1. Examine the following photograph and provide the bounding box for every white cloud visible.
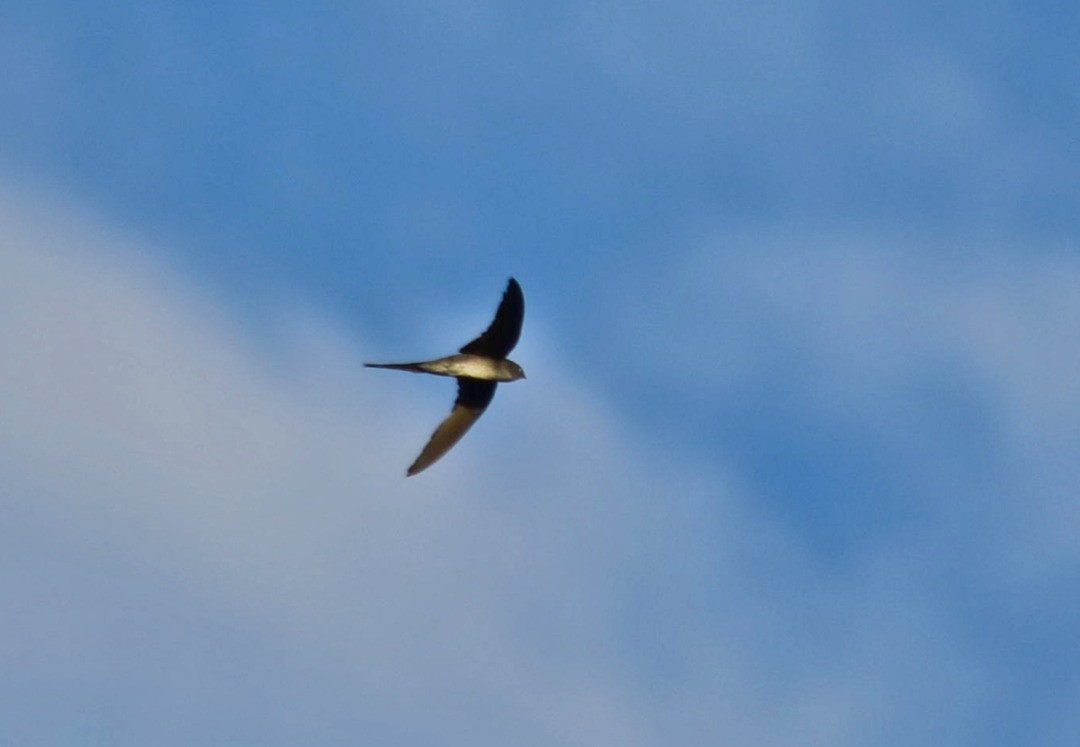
[0,183,685,743]
[693,231,1080,575]
[6,184,1077,745]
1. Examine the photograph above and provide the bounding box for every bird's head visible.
[503,360,526,381]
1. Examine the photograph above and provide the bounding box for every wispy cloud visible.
[2,191,1077,744]
[680,230,1080,562]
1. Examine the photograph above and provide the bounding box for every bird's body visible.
[365,278,526,476]
[365,354,524,382]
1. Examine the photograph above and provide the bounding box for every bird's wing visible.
[459,278,525,358]
[406,379,498,476]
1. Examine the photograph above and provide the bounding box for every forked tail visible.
[364,361,429,373]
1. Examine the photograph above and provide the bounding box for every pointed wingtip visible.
[406,461,433,477]
[406,450,437,477]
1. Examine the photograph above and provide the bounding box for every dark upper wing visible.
[406,379,497,476]
[459,278,524,359]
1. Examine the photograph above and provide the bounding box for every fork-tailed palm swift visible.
[365,278,526,476]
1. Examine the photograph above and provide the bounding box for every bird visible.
[365,278,526,476]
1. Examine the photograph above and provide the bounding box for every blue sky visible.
[3,2,1079,745]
